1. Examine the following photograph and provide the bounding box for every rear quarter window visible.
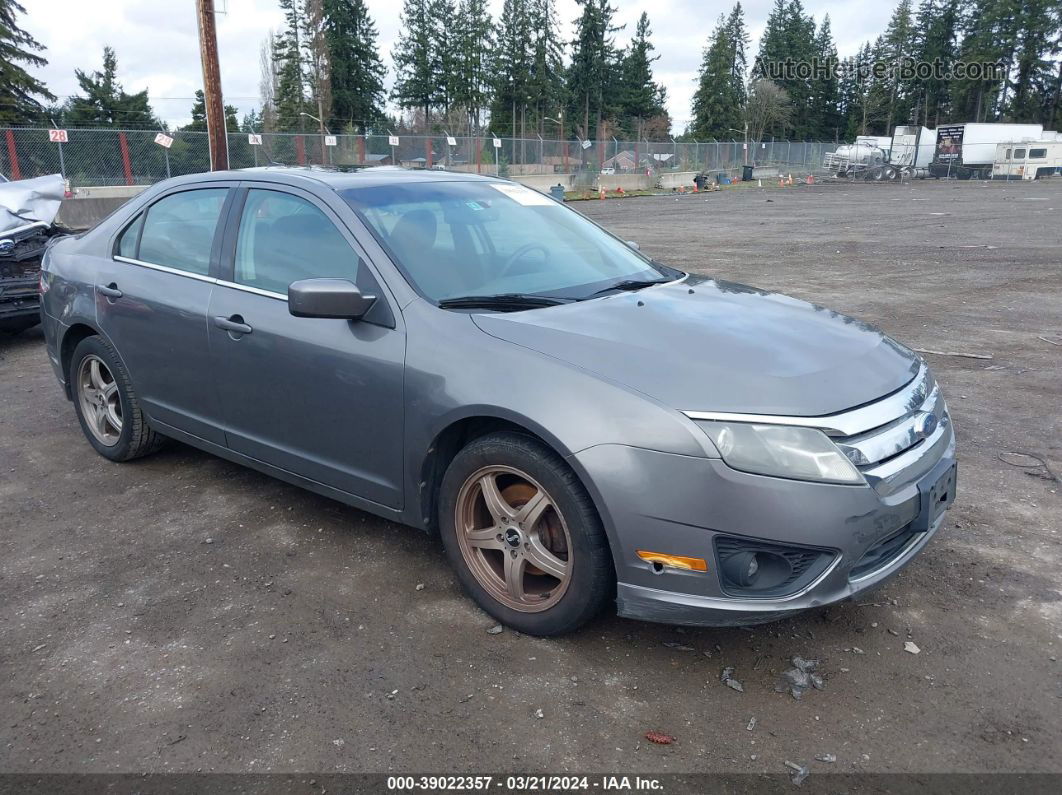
[116,213,143,258]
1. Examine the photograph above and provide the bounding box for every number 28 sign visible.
[49,129,69,143]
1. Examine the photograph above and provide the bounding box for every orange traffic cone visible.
[806,174,814,185]
[779,176,785,187]
[599,186,606,200]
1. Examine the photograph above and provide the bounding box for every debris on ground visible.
[661,641,695,651]
[533,708,544,719]
[904,641,921,655]
[746,717,757,731]
[720,666,744,692]
[784,760,810,785]
[645,731,675,745]
[912,347,992,360]
[415,583,425,591]
[999,451,1060,483]
[815,753,837,763]
[775,657,825,699]
[486,624,504,635]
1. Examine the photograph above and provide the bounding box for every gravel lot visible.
[1,178,1060,778]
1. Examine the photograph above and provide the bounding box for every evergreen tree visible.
[183,89,239,133]
[429,0,459,118]
[490,0,533,138]
[0,0,55,124]
[810,15,841,139]
[528,0,566,134]
[911,0,959,127]
[323,0,386,131]
[273,0,309,131]
[874,0,917,134]
[63,47,159,129]
[1005,0,1060,122]
[616,12,668,138]
[392,0,437,130]
[755,0,816,137]
[452,0,494,131]
[690,4,748,140]
[565,0,623,142]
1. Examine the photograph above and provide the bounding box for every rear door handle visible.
[213,315,253,335]
[97,283,123,299]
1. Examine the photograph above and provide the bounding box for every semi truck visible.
[823,127,934,180]
[929,123,1043,179]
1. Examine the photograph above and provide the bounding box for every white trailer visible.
[890,126,935,171]
[929,122,1043,178]
[992,141,1062,180]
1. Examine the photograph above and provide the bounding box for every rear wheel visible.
[438,432,613,635]
[69,335,165,461]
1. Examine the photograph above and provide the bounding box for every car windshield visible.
[342,180,676,302]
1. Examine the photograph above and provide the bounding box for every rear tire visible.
[69,335,165,462]
[438,432,613,636]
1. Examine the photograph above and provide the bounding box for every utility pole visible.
[196,0,229,171]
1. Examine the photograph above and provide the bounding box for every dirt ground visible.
[1,178,1060,779]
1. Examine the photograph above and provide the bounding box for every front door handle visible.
[97,283,123,299]
[213,315,253,335]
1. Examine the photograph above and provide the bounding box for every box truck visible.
[929,123,1043,179]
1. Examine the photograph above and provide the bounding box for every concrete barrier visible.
[57,185,148,229]
[514,174,574,194]
[656,171,699,189]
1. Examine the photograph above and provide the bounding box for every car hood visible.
[472,275,920,416]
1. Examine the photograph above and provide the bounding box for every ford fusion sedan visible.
[40,167,956,635]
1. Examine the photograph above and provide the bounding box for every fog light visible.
[636,550,707,572]
[720,550,792,591]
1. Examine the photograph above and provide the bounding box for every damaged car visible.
[1,174,67,334]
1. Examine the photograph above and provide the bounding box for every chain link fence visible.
[1,127,839,187]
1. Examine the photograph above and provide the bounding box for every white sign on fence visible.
[581,139,592,149]
[388,135,400,146]
[48,129,68,143]
[248,134,263,145]
[446,136,457,146]
[154,132,174,149]
[492,137,502,149]
[324,135,337,147]
[742,143,748,150]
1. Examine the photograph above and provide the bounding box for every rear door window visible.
[137,188,228,275]
[233,189,361,295]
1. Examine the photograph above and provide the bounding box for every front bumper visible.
[572,426,956,627]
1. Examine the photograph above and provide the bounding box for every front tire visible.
[69,335,164,462]
[438,432,613,636]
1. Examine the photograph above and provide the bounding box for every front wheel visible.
[438,432,613,635]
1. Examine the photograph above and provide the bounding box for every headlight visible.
[695,421,864,484]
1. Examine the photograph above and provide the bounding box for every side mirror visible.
[288,278,376,320]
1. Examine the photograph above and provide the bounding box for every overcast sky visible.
[25,0,899,132]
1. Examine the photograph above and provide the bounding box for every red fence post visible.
[357,134,366,164]
[118,132,133,186]
[5,130,20,180]
[295,135,306,165]
[426,136,432,169]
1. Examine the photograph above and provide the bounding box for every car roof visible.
[160,166,505,192]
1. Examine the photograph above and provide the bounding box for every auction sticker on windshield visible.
[489,183,555,206]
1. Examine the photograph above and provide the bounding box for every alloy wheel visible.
[455,465,572,613]
[77,354,122,447]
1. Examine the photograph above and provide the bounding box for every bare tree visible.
[259,33,279,133]
[744,79,791,145]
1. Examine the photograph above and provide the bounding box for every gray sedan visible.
[40,167,956,635]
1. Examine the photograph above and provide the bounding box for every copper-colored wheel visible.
[454,465,572,613]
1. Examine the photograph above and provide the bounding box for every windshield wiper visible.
[437,293,571,311]
[588,278,670,298]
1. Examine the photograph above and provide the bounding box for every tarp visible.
[0,174,64,236]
